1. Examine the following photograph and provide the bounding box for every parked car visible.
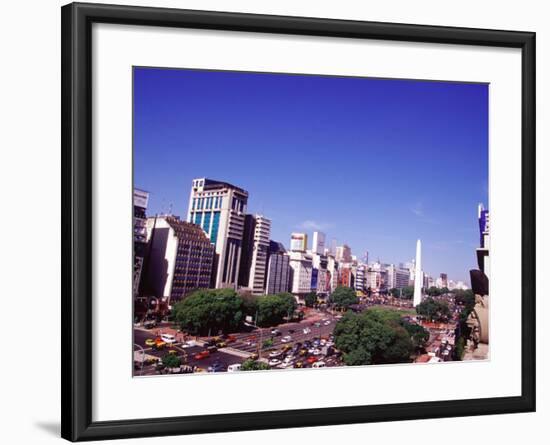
[145,338,156,347]
[268,359,282,367]
[143,320,156,329]
[207,345,218,353]
[307,356,318,364]
[303,328,311,334]
[208,362,226,373]
[227,363,242,372]
[271,329,282,336]
[249,353,259,360]
[161,334,176,344]
[312,361,326,368]
[193,350,210,360]
[269,350,282,358]
[216,341,227,348]
[281,335,292,343]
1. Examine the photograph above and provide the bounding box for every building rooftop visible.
[201,178,248,196]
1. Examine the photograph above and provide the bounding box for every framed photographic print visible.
[61,2,536,441]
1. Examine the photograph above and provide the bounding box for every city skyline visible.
[134,67,488,283]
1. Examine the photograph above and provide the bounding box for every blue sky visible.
[134,67,488,284]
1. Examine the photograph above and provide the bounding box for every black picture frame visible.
[61,2,536,442]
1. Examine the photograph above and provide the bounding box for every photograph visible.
[132,66,490,377]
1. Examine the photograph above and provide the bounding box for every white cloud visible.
[297,220,332,231]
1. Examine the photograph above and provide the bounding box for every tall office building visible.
[187,178,248,288]
[248,215,271,295]
[386,264,410,289]
[311,231,326,254]
[290,232,308,252]
[476,203,490,276]
[144,216,214,303]
[133,189,149,298]
[265,241,291,294]
[289,247,313,296]
[335,244,352,263]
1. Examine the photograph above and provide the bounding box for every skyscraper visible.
[477,203,490,276]
[265,241,291,294]
[144,216,215,302]
[335,244,352,263]
[133,188,149,298]
[311,231,326,255]
[248,215,271,295]
[413,239,423,306]
[187,178,248,288]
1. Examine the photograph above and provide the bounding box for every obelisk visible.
[413,239,423,307]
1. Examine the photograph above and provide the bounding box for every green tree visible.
[240,359,270,371]
[454,336,466,360]
[256,293,297,327]
[426,286,442,297]
[401,321,430,349]
[162,353,181,369]
[172,288,245,336]
[330,286,358,309]
[262,338,274,349]
[389,288,400,297]
[401,286,415,299]
[416,297,451,322]
[333,308,414,365]
[304,291,317,308]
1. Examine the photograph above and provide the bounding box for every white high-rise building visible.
[386,264,410,289]
[187,178,248,289]
[248,215,271,295]
[413,239,423,306]
[289,251,313,295]
[311,231,326,255]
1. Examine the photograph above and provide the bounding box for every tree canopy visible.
[400,286,414,299]
[330,286,358,309]
[162,353,181,368]
[172,288,245,336]
[240,359,270,371]
[415,297,451,322]
[304,292,317,308]
[333,308,415,365]
[255,292,297,327]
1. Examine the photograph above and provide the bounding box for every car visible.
[180,340,196,348]
[303,328,311,334]
[323,320,331,326]
[145,338,156,347]
[312,361,326,368]
[168,349,178,355]
[298,348,308,356]
[281,344,292,352]
[293,361,304,369]
[268,359,282,367]
[249,353,259,360]
[271,329,282,336]
[143,320,156,329]
[314,322,321,327]
[160,333,176,344]
[288,329,296,334]
[208,362,226,373]
[216,341,227,348]
[281,335,292,343]
[226,334,237,343]
[227,363,242,372]
[193,350,210,360]
[154,340,166,350]
[312,348,322,356]
[207,345,218,353]
[307,356,318,364]
[269,350,282,358]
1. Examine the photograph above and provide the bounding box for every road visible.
[133,309,344,375]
